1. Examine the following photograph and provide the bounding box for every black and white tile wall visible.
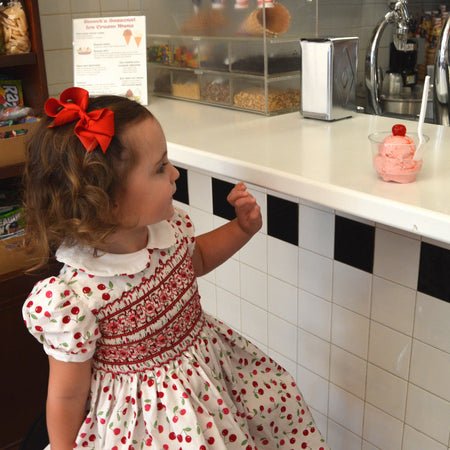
[174,165,450,450]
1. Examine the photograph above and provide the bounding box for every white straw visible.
[413,75,430,161]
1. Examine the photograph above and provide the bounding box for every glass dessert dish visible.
[368,125,429,183]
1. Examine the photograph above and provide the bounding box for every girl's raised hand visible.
[227,182,262,236]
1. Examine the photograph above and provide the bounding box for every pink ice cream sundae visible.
[372,124,422,183]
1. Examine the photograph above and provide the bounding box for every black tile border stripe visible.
[418,242,450,303]
[267,194,299,246]
[334,215,375,273]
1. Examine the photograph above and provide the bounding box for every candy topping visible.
[392,124,406,136]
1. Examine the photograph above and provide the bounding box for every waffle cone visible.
[239,3,291,37]
[181,10,227,35]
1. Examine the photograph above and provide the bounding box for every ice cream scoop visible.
[370,124,425,183]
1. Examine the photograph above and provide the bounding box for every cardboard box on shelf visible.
[0,121,38,167]
[0,232,32,276]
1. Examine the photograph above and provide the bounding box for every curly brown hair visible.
[23,94,153,270]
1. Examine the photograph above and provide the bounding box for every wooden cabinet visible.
[0,1,57,448]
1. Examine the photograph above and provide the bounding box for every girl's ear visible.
[110,197,122,219]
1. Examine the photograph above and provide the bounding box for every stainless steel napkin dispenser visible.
[300,37,358,121]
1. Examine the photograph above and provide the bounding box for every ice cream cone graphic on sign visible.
[134,30,142,47]
[123,29,132,45]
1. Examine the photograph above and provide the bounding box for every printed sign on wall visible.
[73,16,147,105]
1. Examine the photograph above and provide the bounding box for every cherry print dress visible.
[23,208,329,450]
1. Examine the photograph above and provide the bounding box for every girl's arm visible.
[192,182,262,276]
[46,356,92,450]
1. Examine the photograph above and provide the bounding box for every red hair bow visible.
[45,87,115,153]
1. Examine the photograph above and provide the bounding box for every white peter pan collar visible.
[56,219,177,277]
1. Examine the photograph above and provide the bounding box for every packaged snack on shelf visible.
[0,189,20,215]
[0,16,5,55]
[0,121,38,166]
[0,1,31,54]
[0,106,33,123]
[0,206,24,239]
[0,80,24,108]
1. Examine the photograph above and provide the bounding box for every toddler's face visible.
[114,117,179,228]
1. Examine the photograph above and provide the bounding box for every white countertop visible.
[148,97,450,244]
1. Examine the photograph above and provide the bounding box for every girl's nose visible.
[171,164,180,182]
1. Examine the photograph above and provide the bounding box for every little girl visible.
[22,87,329,449]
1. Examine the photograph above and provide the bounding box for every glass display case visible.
[144,0,316,115]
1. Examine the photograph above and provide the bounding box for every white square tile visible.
[327,419,362,450]
[39,0,71,14]
[298,289,332,342]
[405,384,450,445]
[188,207,213,236]
[296,365,329,415]
[44,50,74,86]
[298,330,330,379]
[371,276,416,336]
[100,0,129,11]
[300,198,334,214]
[333,261,372,317]
[216,287,241,332]
[298,248,333,300]
[363,403,403,450]
[268,237,298,286]
[240,263,267,310]
[128,0,142,11]
[402,425,447,450]
[414,292,450,353]
[410,340,450,402]
[215,258,240,296]
[330,345,366,399]
[368,321,411,379]
[268,276,297,325]
[41,15,73,50]
[328,383,364,436]
[71,0,102,13]
[268,313,297,361]
[239,232,267,273]
[241,300,268,346]
[197,278,216,316]
[366,363,407,420]
[331,304,370,359]
[187,171,212,213]
[299,204,334,258]
[373,228,421,289]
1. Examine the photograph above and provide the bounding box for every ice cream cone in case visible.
[239,3,290,37]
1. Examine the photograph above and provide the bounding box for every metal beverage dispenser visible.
[300,37,358,121]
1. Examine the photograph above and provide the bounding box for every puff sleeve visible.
[22,276,101,362]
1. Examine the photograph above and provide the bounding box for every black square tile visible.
[212,178,236,220]
[418,242,450,303]
[334,215,375,273]
[267,195,298,246]
[173,166,189,205]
